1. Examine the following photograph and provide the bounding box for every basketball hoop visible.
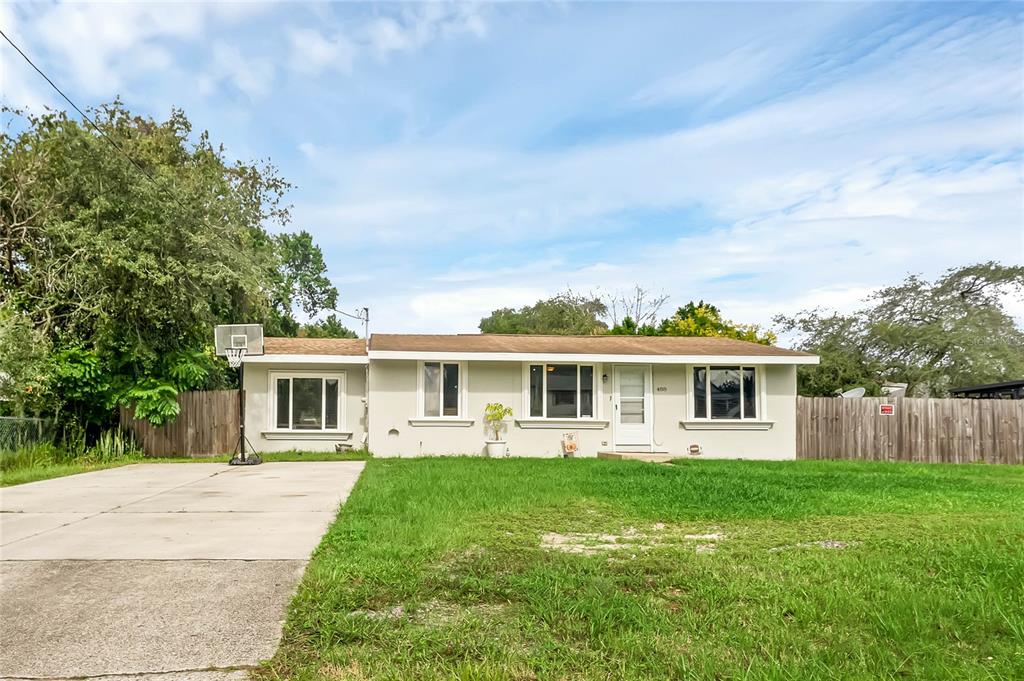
[214,324,263,466]
[225,347,246,369]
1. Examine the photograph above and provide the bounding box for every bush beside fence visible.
[797,396,1023,464]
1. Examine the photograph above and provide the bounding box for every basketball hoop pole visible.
[229,350,261,466]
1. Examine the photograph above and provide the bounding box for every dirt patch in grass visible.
[769,539,862,552]
[350,600,510,626]
[540,523,727,555]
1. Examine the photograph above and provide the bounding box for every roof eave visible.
[366,350,819,365]
[244,353,369,364]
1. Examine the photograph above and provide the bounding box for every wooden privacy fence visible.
[797,396,1023,464]
[120,390,239,457]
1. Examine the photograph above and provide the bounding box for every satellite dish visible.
[839,387,866,398]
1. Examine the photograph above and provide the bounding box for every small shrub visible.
[86,428,143,462]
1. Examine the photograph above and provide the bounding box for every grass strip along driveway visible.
[262,458,1024,680]
[0,450,369,487]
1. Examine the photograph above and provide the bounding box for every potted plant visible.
[483,402,513,457]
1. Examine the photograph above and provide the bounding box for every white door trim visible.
[612,364,653,451]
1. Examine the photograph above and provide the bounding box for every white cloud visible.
[2,1,275,108]
[283,3,488,80]
[365,2,487,59]
[200,43,275,100]
[287,28,354,75]
[0,4,55,111]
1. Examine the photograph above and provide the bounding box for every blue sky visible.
[2,1,1022,334]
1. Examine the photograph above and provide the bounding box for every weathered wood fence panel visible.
[797,396,1023,464]
[120,390,239,457]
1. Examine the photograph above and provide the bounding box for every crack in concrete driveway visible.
[0,462,365,680]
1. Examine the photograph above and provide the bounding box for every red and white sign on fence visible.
[879,403,895,416]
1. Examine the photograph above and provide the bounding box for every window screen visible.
[292,377,323,429]
[693,367,707,419]
[546,364,578,418]
[275,378,290,428]
[529,365,544,417]
[742,367,757,419]
[423,362,441,417]
[325,378,339,429]
[442,363,460,416]
[580,366,594,418]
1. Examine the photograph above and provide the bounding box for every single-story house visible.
[241,334,819,459]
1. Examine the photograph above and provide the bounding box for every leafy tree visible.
[0,305,53,417]
[608,300,777,344]
[266,231,338,336]
[775,262,1024,396]
[657,301,777,345]
[300,314,358,339]
[479,290,608,335]
[1,102,339,426]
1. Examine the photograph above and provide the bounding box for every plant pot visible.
[484,441,507,457]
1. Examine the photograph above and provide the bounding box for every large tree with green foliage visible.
[479,290,608,335]
[1,102,338,425]
[299,314,358,339]
[774,262,1024,396]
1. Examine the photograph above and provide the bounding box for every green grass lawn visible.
[0,450,370,487]
[261,458,1024,680]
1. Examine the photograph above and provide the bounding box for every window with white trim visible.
[692,366,757,420]
[527,364,595,418]
[271,372,345,431]
[421,361,462,417]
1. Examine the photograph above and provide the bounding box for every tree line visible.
[0,102,354,428]
[478,262,1024,398]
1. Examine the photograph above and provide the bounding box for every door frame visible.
[612,364,653,451]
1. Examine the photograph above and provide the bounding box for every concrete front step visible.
[597,451,676,463]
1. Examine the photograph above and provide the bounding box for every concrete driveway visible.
[0,461,365,680]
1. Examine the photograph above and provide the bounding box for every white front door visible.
[613,365,652,449]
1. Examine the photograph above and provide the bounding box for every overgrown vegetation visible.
[776,262,1024,396]
[0,102,352,431]
[0,427,143,486]
[262,457,1024,680]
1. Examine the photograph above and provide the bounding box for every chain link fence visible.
[0,416,57,452]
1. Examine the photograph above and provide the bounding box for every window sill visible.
[680,420,775,431]
[261,430,352,440]
[408,418,475,427]
[515,419,610,430]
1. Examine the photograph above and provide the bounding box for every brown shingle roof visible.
[369,334,812,357]
[263,337,366,356]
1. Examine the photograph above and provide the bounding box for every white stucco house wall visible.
[242,334,818,459]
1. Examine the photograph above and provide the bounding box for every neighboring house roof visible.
[262,337,367,356]
[951,379,1024,393]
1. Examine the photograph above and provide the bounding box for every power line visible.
[0,28,201,221]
